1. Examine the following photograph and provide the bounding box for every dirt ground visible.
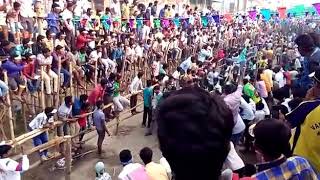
[23,106,163,180]
[22,104,256,180]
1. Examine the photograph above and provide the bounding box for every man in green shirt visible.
[243,78,261,103]
[112,74,130,112]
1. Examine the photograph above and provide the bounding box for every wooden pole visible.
[94,60,98,85]
[40,66,45,110]
[115,115,120,135]
[56,57,61,108]
[65,136,72,180]
[22,102,27,133]
[69,63,74,98]
[3,71,15,140]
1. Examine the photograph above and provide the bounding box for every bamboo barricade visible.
[2,39,179,178]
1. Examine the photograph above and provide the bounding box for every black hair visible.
[42,48,51,54]
[37,35,46,43]
[223,83,237,95]
[55,45,64,51]
[80,94,88,102]
[139,147,153,165]
[44,107,55,115]
[13,2,20,8]
[137,72,143,78]
[108,73,116,81]
[119,149,132,163]
[295,34,315,50]
[253,119,292,159]
[157,87,234,180]
[64,96,73,105]
[0,145,12,158]
[96,100,104,109]
[154,85,160,91]
[146,80,152,87]
[81,102,90,111]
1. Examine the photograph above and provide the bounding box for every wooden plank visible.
[65,136,72,180]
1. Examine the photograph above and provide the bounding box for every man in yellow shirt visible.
[139,147,169,180]
[258,68,272,94]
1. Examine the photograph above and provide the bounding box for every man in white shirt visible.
[57,96,74,136]
[60,3,75,50]
[37,48,58,95]
[0,142,29,180]
[274,66,286,89]
[91,45,116,76]
[129,72,144,115]
[16,0,34,34]
[28,107,56,161]
[110,0,121,18]
[118,149,149,180]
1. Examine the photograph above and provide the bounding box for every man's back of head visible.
[157,87,234,180]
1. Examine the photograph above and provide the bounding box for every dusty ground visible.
[22,104,256,180]
[23,106,163,180]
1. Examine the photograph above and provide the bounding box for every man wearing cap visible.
[0,142,29,180]
[47,3,61,34]
[28,107,56,161]
[306,68,320,100]
[1,54,25,100]
[95,161,112,180]
[76,29,91,50]
[23,53,40,95]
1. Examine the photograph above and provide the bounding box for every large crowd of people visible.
[0,0,319,179]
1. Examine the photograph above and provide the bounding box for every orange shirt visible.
[261,73,272,93]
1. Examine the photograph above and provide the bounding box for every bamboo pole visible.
[115,115,120,135]
[65,136,72,180]
[25,137,65,155]
[94,60,98,85]
[56,57,61,108]
[40,66,45,110]
[22,102,27,133]
[3,71,15,140]
[69,63,74,98]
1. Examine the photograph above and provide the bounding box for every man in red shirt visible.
[23,53,40,95]
[76,29,90,50]
[88,78,108,106]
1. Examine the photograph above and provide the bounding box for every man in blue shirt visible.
[1,55,25,98]
[112,43,124,73]
[159,5,168,19]
[142,80,153,128]
[93,100,110,155]
[47,4,61,34]
[72,94,88,116]
[295,34,320,90]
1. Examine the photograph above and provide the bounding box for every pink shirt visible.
[255,80,268,98]
[88,84,103,106]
